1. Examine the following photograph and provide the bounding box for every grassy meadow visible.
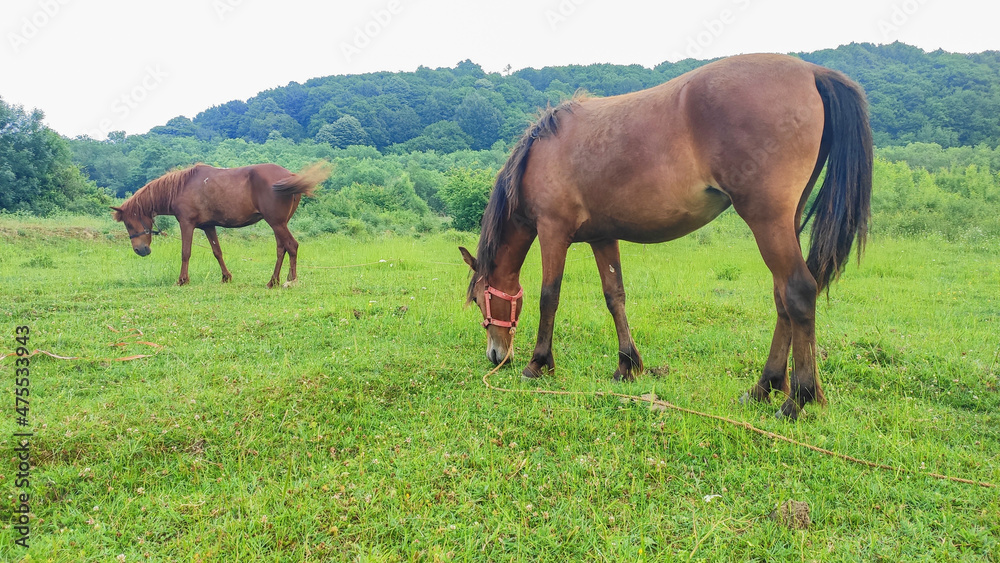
[0,211,998,561]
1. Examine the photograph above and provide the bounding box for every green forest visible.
[3,41,1000,239]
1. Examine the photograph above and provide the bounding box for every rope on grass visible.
[481,334,996,489]
[300,259,463,270]
[300,260,395,270]
[0,349,156,362]
[0,326,163,363]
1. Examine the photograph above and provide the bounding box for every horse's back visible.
[176,164,294,228]
[245,163,294,186]
[518,53,828,243]
[195,164,292,189]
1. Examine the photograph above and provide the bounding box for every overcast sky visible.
[2,0,996,139]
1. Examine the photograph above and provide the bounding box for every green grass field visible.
[1,212,998,561]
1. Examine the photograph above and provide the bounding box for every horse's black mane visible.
[467,97,581,301]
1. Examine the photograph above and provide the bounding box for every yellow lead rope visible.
[481,332,995,489]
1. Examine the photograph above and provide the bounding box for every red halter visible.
[482,284,523,330]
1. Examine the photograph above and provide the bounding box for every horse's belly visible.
[575,186,731,244]
[579,213,715,243]
[222,215,263,228]
[200,213,263,229]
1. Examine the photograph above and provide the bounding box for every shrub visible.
[438,167,495,231]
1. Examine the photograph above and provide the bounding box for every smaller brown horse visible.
[112,162,330,287]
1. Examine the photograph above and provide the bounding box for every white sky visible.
[1,0,995,139]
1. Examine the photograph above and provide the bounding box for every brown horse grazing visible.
[112,162,330,287]
[459,54,872,419]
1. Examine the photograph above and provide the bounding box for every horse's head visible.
[111,206,159,257]
[460,247,523,366]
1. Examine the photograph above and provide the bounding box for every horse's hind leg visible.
[743,220,824,420]
[590,240,643,381]
[267,232,286,289]
[281,226,300,284]
[267,222,298,288]
[203,226,232,283]
[742,286,792,404]
[777,264,824,419]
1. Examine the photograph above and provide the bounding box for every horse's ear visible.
[459,246,477,271]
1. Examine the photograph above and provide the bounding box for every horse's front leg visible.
[523,233,570,380]
[177,221,195,286]
[590,240,643,382]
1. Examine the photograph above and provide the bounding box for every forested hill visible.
[802,43,1000,147]
[142,42,1000,152]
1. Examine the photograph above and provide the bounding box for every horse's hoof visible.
[740,386,771,405]
[282,280,297,289]
[221,275,232,283]
[612,370,636,383]
[521,365,544,380]
[775,399,801,421]
[177,279,189,286]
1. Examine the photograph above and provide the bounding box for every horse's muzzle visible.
[488,348,503,365]
[487,341,511,366]
[134,245,151,257]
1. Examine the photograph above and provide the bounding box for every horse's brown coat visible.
[461,54,872,419]
[112,162,329,287]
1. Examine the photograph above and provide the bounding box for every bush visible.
[1,99,113,215]
[870,157,1000,239]
[438,167,495,231]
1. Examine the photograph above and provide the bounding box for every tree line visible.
[0,98,111,215]
[3,41,1000,239]
[136,42,1000,151]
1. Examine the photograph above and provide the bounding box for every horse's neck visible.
[490,220,536,288]
[146,184,178,216]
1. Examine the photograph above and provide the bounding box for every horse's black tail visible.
[803,68,873,293]
[272,161,332,197]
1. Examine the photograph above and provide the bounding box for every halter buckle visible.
[129,218,162,239]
